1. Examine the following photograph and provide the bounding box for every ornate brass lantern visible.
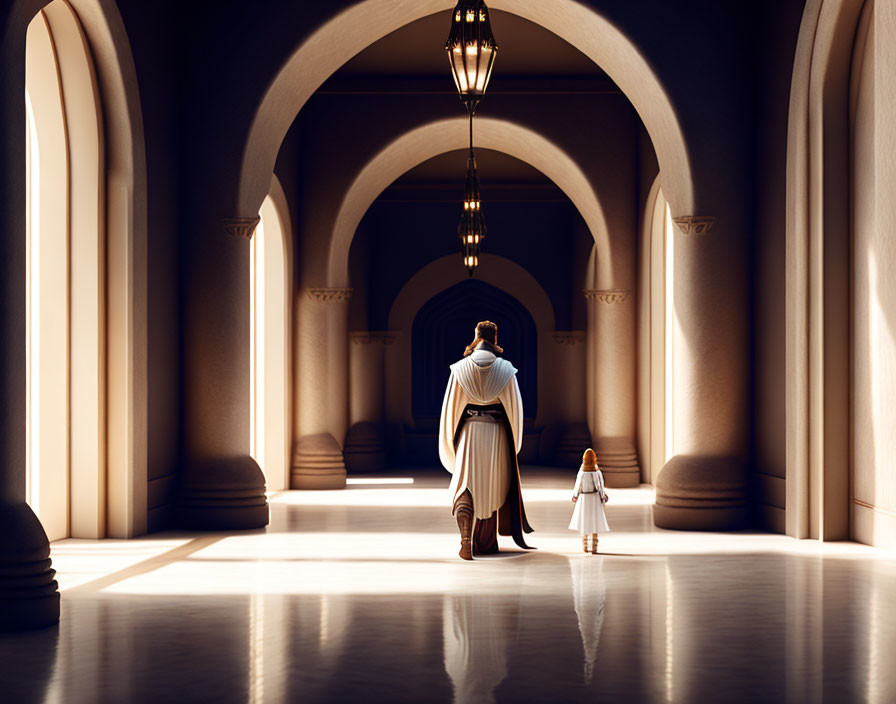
[445,0,498,114]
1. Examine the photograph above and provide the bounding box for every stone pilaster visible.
[654,216,748,530]
[292,288,354,489]
[550,331,588,465]
[583,289,640,487]
[345,331,395,473]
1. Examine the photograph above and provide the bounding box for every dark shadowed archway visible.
[411,279,537,427]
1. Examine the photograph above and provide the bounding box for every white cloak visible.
[438,349,524,520]
[569,468,610,534]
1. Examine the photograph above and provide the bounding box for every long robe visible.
[569,468,610,534]
[438,349,533,548]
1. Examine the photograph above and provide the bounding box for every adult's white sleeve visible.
[438,373,465,473]
[497,375,524,454]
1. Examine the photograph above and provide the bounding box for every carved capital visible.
[583,289,630,304]
[308,288,354,303]
[673,215,715,235]
[553,331,586,345]
[223,217,260,240]
[351,331,398,345]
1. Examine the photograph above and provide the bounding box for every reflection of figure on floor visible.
[569,449,610,554]
[568,557,607,685]
[439,321,534,560]
[443,594,511,704]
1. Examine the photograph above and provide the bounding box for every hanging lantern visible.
[446,0,498,114]
[458,151,485,276]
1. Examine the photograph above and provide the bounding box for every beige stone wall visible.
[753,0,807,534]
[850,0,896,549]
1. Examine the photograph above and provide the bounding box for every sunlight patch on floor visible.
[50,538,193,591]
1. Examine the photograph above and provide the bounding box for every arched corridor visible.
[1,1,896,700]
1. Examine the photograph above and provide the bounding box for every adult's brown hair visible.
[463,320,504,356]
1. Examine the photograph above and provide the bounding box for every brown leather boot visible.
[473,511,498,555]
[454,491,474,561]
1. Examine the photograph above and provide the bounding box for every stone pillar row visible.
[584,288,640,487]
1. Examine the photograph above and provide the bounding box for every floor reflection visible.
[443,594,511,704]
[0,469,894,703]
[569,557,606,685]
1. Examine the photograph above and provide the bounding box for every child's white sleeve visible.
[572,470,583,498]
[597,470,607,500]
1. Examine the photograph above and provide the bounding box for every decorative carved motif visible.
[222,216,260,240]
[351,331,398,345]
[308,288,354,303]
[553,331,586,345]
[673,215,715,235]
[583,289,630,304]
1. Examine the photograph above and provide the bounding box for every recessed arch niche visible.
[384,253,560,431]
[411,279,538,425]
[785,0,866,541]
[23,0,148,539]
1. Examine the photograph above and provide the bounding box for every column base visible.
[291,433,347,489]
[0,502,59,631]
[344,422,386,473]
[180,456,269,530]
[595,437,640,488]
[654,454,748,531]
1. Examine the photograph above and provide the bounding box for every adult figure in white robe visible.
[439,321,534,560]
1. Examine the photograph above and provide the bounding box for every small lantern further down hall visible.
[458,151,485,276]
[446,0,498,114]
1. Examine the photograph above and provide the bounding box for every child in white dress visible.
[569,449,610,554]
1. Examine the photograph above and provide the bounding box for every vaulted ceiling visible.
[338,10,608,79]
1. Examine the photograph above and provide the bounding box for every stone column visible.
[552,332,591,465]
[292,287,352,489]
[584,289,640,487]
[180,218,269,530]
[0,51,59,629]
[654,216,749,530]
[344,332,394,473]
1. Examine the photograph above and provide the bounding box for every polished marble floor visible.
[2,468,895,703]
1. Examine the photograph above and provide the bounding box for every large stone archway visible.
[236,1,694,222]
[292,121,639,487]
[345,252,591,471]
[193,0,747,530]
[323,117,613,289]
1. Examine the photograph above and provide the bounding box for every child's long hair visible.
[582,448,597,472]
[463,320,504,357]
